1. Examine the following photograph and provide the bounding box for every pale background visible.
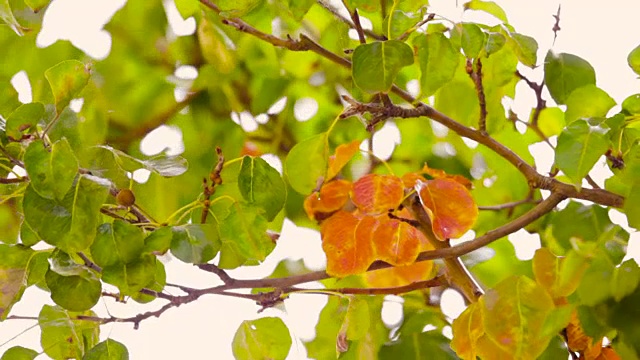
[2,0,640,359]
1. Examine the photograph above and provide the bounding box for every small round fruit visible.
[116,189,136,207]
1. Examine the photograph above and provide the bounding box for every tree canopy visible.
[0,0,639,359]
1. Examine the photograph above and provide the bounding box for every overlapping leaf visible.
[0,244,48,319]
[45,60,91,114]
[24,139,78,201]
[84,339,130,360]
[327,140,360,180]
[555,119,609,187]
[39,305,100,359]
[304,179,353,220]
[415,32,459,97]
[544,51,596,105]
[352,40,414,93]
[365,260,434,288]
[351,174,404,215]
[417,178,478,240]
[238,156,286,221]
[372,217,425,266]
[285,132,328,195]
[321,211,376,277]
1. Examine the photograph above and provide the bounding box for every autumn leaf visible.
[566,310,607,359]
[372,216,425,266]
[327,140,361,180]
[419,164,473,189]
[304,179,353,221]
[351,174,404,215]
[417,178,478,240]
[364,261,434,288]
[321,211,376,277]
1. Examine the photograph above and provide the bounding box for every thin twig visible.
[552,5,561,45]
[201,147,224,224]
[316,0,386,41]
[285,275,446,295]
[478,198,540,211]
[516,70,546,126]
[467,58,487,132]
[196,263,234,284]
[0,177,28,184]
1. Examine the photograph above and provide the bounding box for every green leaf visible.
[509,33,538,67]
[238,156,286,221]
[218,203,273,264]
[385,10,421,40]
[24,139,78,201]
[550,202,611,251]
[622,94,640,114]
[0,244,45,319]
[45,60,91,114]
[624,182,640,230]
[434,80,478,127]
[23,0,50,12]
[415,33,459,97]
[86,146,188,185]
[130,260,166,304]
[39,305,100,359]
[352,40,414,93]
[555,119,609,186]
[45,264,101,312]
[460,23,485,58]
[485,32,506,55]
[90,220,145,268]
[544,51,596,105]
[611,259,640,302]
[84,339,130,360]
[463,0,508,23]
[576,255,614,305]
[1,346,38,360]
[232,317,292,360]
[174,0,199,19]
[287,0,315,20]
[285,132,328,195]
[0,0,25,35]
[343,0,378,12]
[379,332,458,359]
[5,102,45,140]
[170,224,220,263]
[143,226,173,255]
[627,44,640,76]
[564,85,616,124]
[216,0,262,17]
[102,255,156,296]
[23,174,109,253]
[452,276,556,359]
[536,107,565,137]
[339,296,370,341]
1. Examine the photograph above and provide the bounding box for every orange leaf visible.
[304,179,353,220]
[401,172,427,188]
[364,261,434,288]
[327,140,361,180]
[596,347,622,360]
[372,217,424,266]
[419,164,473,189]
[351,174,404,215]
[418,178,478,240]
[567,310,605,359]
[321,211,376,277]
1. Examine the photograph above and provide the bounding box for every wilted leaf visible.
[321,211,376,277]
[232,317,292,360]
[351,174,404,215]
[417,178,478,240]
[352,40,414,93]
[327,140,361,180]
[304,179,353,220]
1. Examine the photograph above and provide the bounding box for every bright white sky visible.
[2,0,640,359]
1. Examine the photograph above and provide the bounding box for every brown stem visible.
[467,58,487,132]
[0,177,28,184]
[478,198,540,211]
[285,275,445,295]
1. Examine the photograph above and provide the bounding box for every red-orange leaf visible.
[372,217,424,266]
[401,172,427,188]
[321,211,376,277]
[304,179,353,220]
[418,178,478,240]
[365,260,434,288]
[327,140,361,180]
[419,164,473,189]
[351,174,404,215]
